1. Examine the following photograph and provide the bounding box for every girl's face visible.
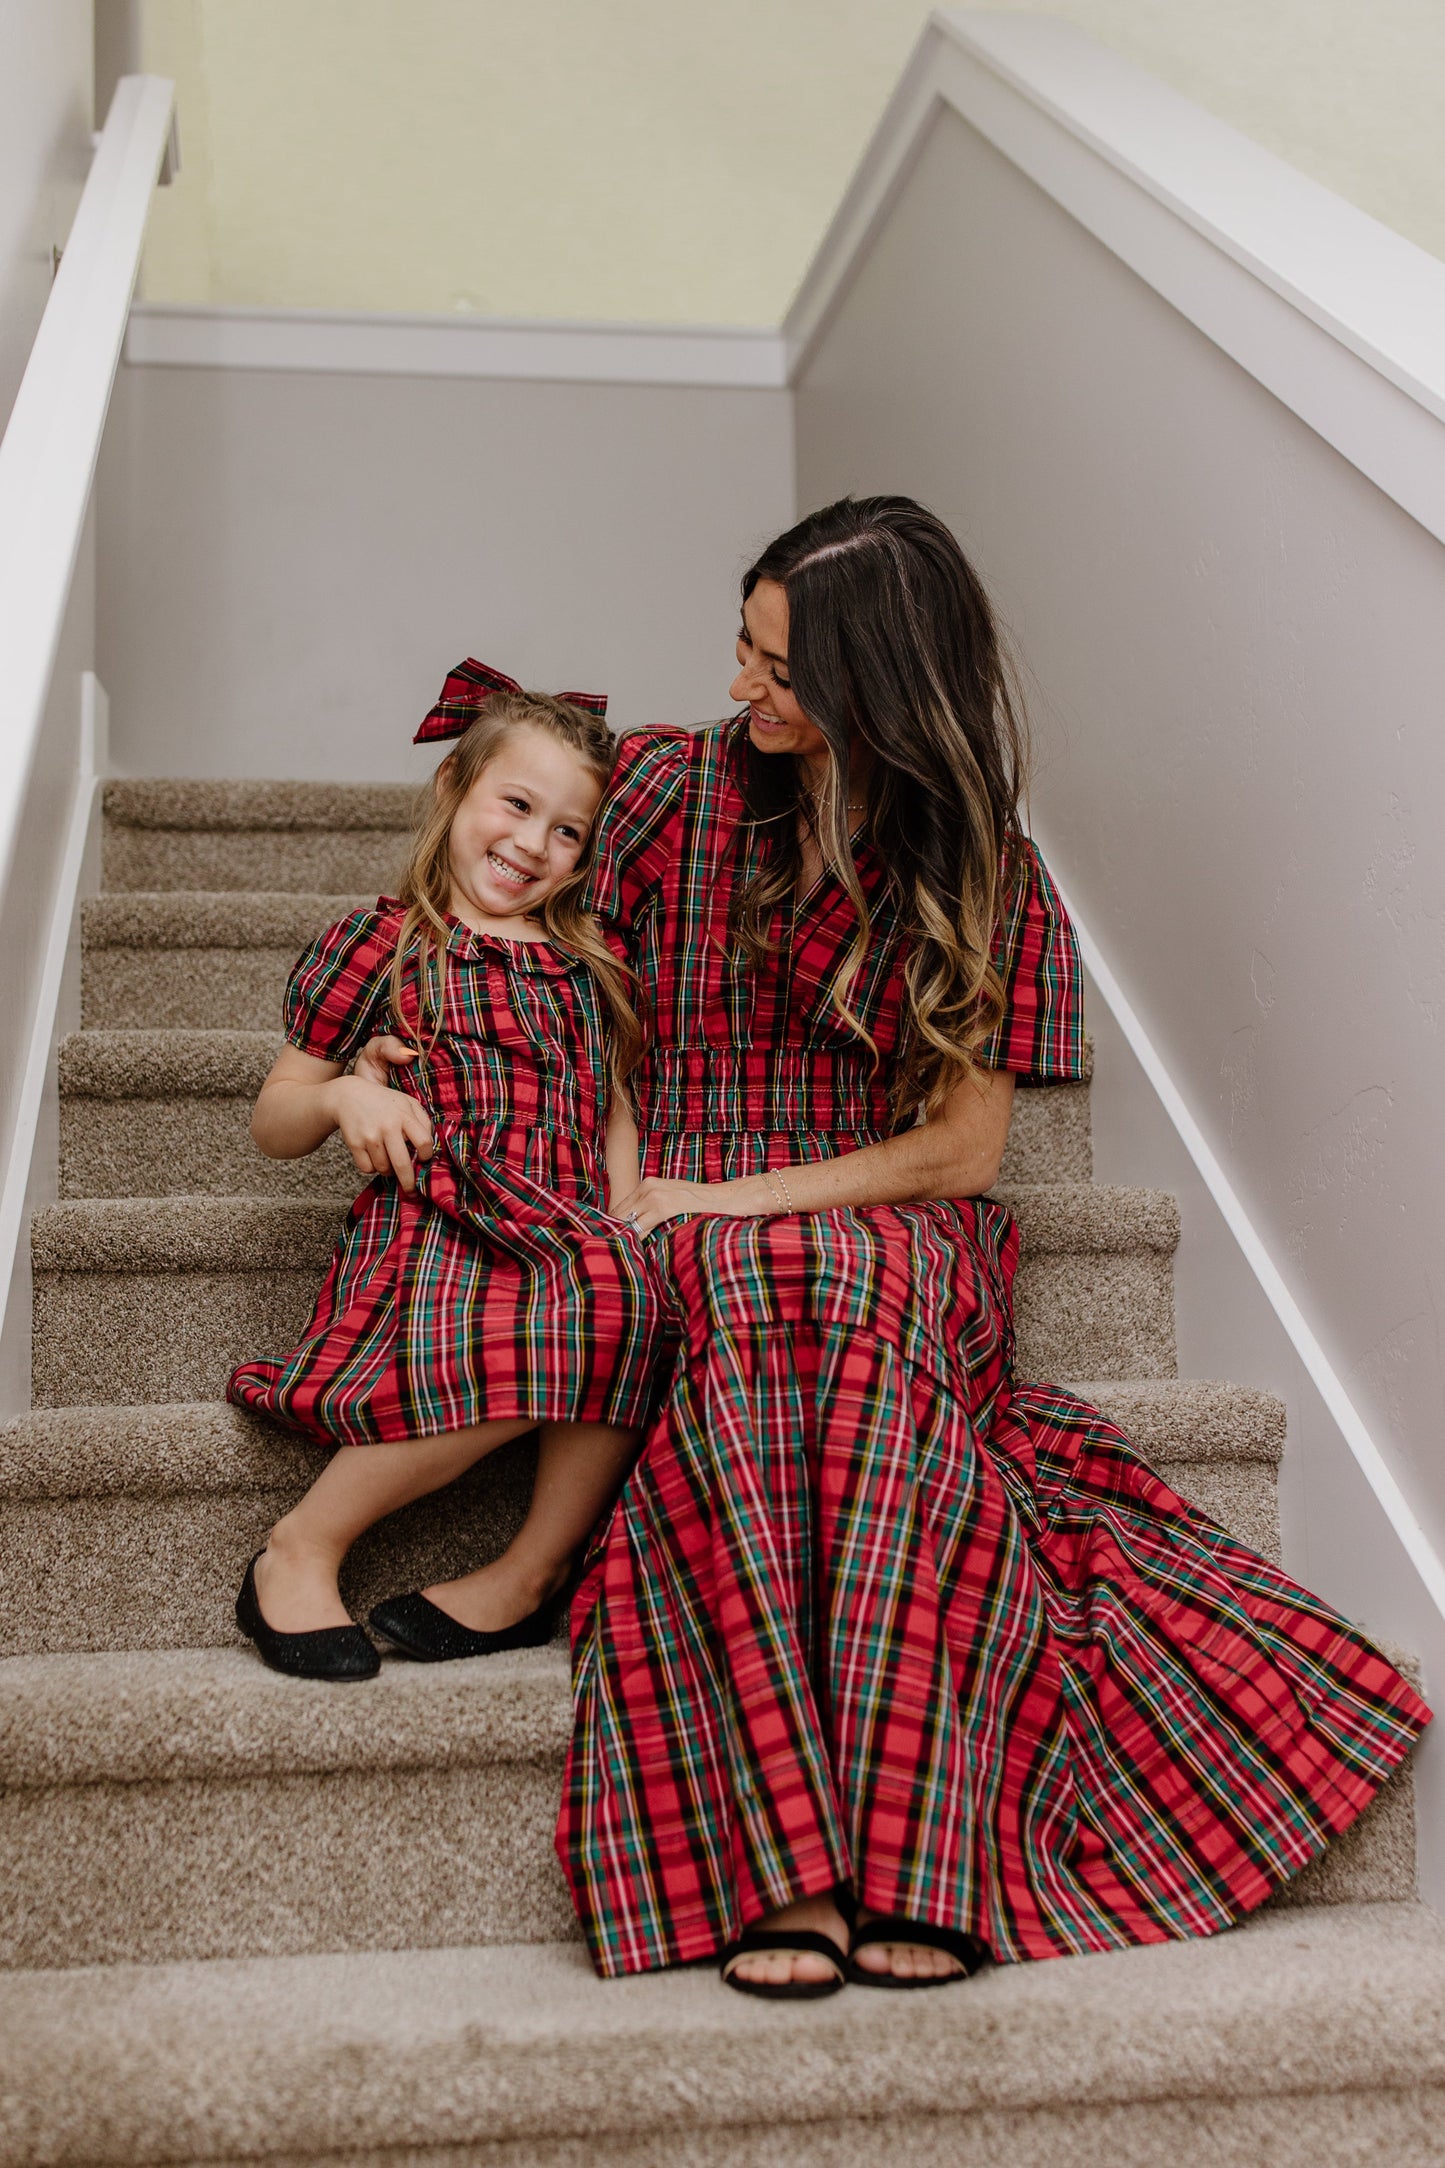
[446,726,602,929]
[730,578,829,766]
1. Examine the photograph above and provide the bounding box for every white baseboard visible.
[1053,859,1445,1909]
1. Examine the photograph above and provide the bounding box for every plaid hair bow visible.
[415,659,609,745]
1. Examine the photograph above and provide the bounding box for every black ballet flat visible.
[235,1552,381,1681]
[367,1585,565,1662]
[847,1915,986,1988]
[721,1928,848,2001]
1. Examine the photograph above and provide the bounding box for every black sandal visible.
[847,1915,985,1989]
[720,1928,848,2001]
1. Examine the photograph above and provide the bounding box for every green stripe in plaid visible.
[556,722,1429,1977]
[560,1258,1428,1974]
[230,902,664,1443]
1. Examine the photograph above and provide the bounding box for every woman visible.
[373,496,1429,1995]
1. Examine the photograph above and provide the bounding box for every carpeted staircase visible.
[0,779,1440,2166]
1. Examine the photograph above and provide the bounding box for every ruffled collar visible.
[375,897,580,976]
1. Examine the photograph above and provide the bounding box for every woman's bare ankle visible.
[727,1891,850,1988]
[759,1892,848,1946]
[851,1905,967,1981]
[264,1513,337,1564]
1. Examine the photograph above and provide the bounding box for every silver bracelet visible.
[768,1166,795,1213]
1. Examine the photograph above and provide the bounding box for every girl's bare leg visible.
[256,1418,535,1632]
[422,1420,637,1632]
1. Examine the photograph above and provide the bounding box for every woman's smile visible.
[747,704,792,738]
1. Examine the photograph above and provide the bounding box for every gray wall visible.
[97,366,795,782]
[795,106,1445,1585]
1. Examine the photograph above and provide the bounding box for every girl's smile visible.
[446,725,602,931]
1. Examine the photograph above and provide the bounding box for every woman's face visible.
[731,579,829,766]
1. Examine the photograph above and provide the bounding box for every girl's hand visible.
[330,1073,434,1191]
[612,1173,774,1236]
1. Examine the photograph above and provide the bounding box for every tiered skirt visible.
[558,1176,1430,1977]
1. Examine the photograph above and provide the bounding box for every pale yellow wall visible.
[138,0,1445,324]
[3,0,94,428]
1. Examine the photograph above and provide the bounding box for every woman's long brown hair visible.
[730,495,1028,1120]
[389,693,641,1079]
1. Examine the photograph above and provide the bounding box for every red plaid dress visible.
[228,902,661,1442]
[556,719,1430,1977]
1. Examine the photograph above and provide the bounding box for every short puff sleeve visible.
[976,838,1086,1085]
[583,728,691,956]
[283,905,400,1064]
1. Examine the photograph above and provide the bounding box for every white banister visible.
[0,73,175,1388]
[0,76,175,830]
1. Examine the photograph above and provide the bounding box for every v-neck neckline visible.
[713,726,871,919]
[793,821,869,914]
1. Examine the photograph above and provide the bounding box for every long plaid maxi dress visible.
[228,902,661,1442]
[556,720,1430,1977]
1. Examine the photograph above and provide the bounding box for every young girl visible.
[228,665,661,1681]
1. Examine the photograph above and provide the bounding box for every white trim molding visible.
[126,305,790,389]
[125,15,1445,536]
[785,9,1445,546]
[1051,862,1445,1628]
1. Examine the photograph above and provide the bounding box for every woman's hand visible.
[329,1073,434,1191]
[612,1172,775,1237]
[353,1034,419,1091]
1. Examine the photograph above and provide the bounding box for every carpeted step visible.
[0,1381,1275,1657]
[58,1030,355,1197]
[31,1197,345,1407]
[0,1903,1440,2166]
[0,1645,577,1970]
[56,1031,1093,1197]
[0,1401,534,1657]
[81,893,371,1031]
[102,781,414,896]
[0,1638,1417,1973]
[28,1187,1179,1408]
[1004,1074,1091,1182]
[995,1183,1178,1378]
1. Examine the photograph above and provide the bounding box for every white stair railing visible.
[0,74,176,1394]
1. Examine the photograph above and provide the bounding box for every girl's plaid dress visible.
[228,902,661,1442]
[556,719,1430,1977]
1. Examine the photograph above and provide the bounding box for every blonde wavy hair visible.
[388,692,640,1079]
[730,496,1028,1122]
